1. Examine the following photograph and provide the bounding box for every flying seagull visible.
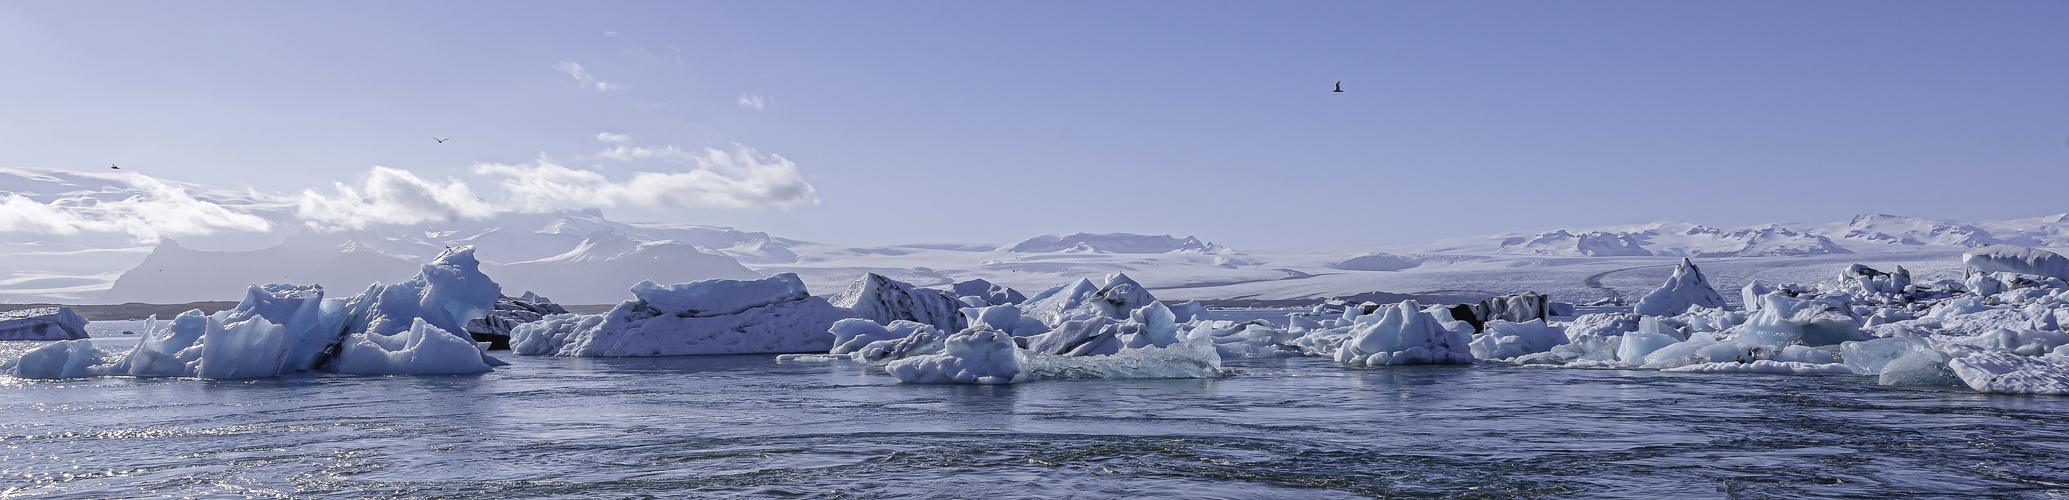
[1333,81,1344,93]
[434,137,451,143]
[110,164,119,169]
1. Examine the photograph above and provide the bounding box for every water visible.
[6,333,2069,497]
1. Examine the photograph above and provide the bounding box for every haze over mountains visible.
[1,167,2063,305]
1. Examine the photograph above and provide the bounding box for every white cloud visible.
[594,144,696,162]
[296,166,499,230]
[480,145,817,211]
[0,172,273,242]
[553,61,621,92]
[297,142,818,230]
[737,92,767,110]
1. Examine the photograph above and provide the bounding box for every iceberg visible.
[1333,300,1473,365]
[1947,350,2069,395]
[884,328,1023,384]
[4,339,104,379]
[1022,339,1224,380]
[830,273,966,332]
[0,307,88,340]
[1633,258,1726,316]
[951,279,1026,306]
[1963,245,2069,282]
[1018,273,1156,326]
[1736,293,1865,346]
[332,317,492,375]
[1467,319,1568,360]
[1663,360,1855,375]
[511,273,859,357]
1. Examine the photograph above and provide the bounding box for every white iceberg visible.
[1333,300,1473,365]
[511,273,859,357]
[830,273,966,332]
[885,328,1023,384]
[1633,258,1726,316]
[1467,319,1569,360]
[0,307,88,340]
[1963,245,2069,282]
[1947,350,2069,395]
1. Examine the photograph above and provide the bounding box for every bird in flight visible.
[1333,81,1344,93]
[434,137,451,143]
[110,164,119,169]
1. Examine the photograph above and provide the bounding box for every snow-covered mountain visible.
[1001,233,1231,254]
[1416,221,1852,257]
[1797,213,2069,249]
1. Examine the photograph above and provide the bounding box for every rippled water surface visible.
[6,333,2069,498]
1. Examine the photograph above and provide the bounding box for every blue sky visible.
[1,1,2065,249]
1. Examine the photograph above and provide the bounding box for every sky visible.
[1,1,2066,250]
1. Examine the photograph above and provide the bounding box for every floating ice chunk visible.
[1663,360,1855,375]
[0,307,88,340]
[1169,301,1207,323]
[331,317,492,375]
[1334,300,1473,365]
[1773,344,1837,364]
[950,279,1026,306]
[1617,331,1680,364]
[1963,245,2069,282]
[1840,337,1917,375]
[1737,293,1864,346]
[884,328,1024,384]
[1943,328,2069,356]
[830,318,940,355]
[830,273,965,332]
[1024,317,1121,356]
[1566,313,1641,339]
[5,339,104,379]
[1878,349,1963,387]
[1023,338,1223,380]
[1633,258,1726,316]
[850,322,950,364]
[1637,333,1733,369]
[1468,320,1569,360]
[958,305,1048,337]
[1948,350,2069,395]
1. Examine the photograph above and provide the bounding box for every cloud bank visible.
[482,144,818,212]
[0,172,273,243]
[295,139,818,230]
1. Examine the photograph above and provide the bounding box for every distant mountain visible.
[1793,213,2069,249]
[1003,233,1232,254]
[102,235,422,304]
[495,228,761,303]
[1423,221,1853,257]
[1409,214,2069,258]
